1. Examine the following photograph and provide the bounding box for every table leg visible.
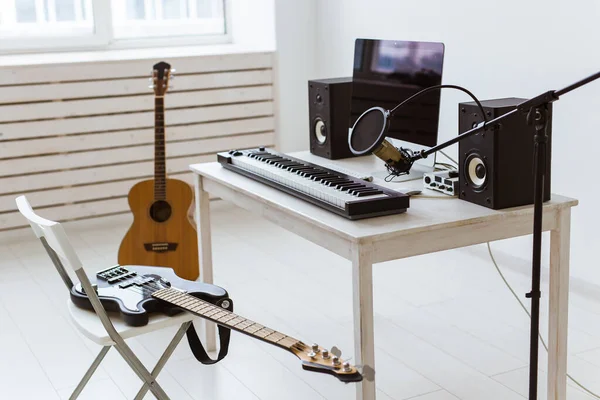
[548,208,571,400]
[351,243,376,400]
[194,174,216,351]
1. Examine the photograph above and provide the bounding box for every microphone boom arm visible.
[410,71,600,164]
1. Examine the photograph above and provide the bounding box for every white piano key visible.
[229,154,388,210]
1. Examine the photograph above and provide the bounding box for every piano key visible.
[224,151,393,212]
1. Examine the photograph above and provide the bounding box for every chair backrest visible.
[16,195,121,339]
[16,195,83,272]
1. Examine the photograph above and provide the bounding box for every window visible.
[0,0,230,53]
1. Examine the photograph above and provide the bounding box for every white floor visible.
[2,201,600,400]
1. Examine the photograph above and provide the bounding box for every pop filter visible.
[348,107,389,155]
[348,107,413,174]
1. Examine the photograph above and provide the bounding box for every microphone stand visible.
[410,71,600,400]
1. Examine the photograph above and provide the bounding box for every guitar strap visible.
[184,296,232,364]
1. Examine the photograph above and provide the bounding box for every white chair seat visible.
[68,298,196,346]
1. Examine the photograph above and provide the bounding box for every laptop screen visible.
[351,39,445,147]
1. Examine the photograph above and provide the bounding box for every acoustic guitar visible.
[71,265,363,382]
[118,62,199,280]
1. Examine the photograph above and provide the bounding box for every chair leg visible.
[133,322,192,400]
[114,341,171,400]
[69,346,111,400]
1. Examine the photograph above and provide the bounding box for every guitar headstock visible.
[291,343,363,383]
[151,61,172,96]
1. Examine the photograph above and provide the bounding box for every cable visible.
[486,242,600,399]
[390,84,489,125]
[433,162,457,171]
[438,150,458,167]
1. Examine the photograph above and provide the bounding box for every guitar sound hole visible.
[149,200,172,223]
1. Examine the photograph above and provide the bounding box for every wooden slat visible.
[0,52,274,85]
[1,154,214,194]
[0,69,273,103]
[0,131,274,177]
[0,171,195,212]
[0,101,274,140]
[0,86,273,122]
[1,197,130,230]
[0,50,276,231]
[0,117,274,159]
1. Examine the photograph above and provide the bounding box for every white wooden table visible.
[190,151,577,400]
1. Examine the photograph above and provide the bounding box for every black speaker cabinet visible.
[308,77,356,159]
[458,98,552,209]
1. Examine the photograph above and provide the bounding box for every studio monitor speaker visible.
[308,77,356,159]
[458,98,552,209]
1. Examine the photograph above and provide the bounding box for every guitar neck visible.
[153,287,304,351]
[154,96,166,200]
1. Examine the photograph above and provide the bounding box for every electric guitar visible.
[118,61,200,280]
[71,265,363,383]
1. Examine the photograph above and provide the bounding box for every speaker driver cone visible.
[465,153,487,190]
[314,118,327,144]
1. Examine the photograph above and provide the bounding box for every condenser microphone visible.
[348,107,414,175]
[347,84,491,177]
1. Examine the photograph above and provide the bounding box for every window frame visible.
[0,0,232,54]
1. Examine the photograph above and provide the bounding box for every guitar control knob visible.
[342,362,351,372]
[322,349,330,359]
[332,356,341,367]
[311,343,320,353]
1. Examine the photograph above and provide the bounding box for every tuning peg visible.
[342,362,351,372]
[171,68,176,73]
[332,356,341,366]
[308,343,319,359]
[331,346,342,358]
[321,349,330,359]
[148,84,155,89]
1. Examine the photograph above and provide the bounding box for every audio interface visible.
[423,170,459,196]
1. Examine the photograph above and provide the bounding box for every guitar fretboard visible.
[154,96,166,200]
[153,287,302,350]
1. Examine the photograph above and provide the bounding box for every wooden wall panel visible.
[0,69,273,103]
[0,101,274,140]
[1,116,274,158]
[0,51,276,231]
[0,132,274,176]
[0,86,273,122]
[0,52,273,85]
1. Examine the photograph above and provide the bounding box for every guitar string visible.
[90,274,309,353]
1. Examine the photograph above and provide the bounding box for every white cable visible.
[438,150,458,166]
[486,242,600,399]
[412,195,456,199]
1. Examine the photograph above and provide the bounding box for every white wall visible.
[274,0,318,152]
[276,0,600,283]
[230,0,276,50]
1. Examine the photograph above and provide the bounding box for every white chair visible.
[16,195,196,400]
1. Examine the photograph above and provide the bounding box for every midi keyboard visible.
[217,148,409,220]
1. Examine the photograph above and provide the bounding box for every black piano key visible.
[336,183,365,191]
[349,188,379,196]
[357,190,385,197]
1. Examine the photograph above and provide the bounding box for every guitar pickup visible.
[144,242,178,253]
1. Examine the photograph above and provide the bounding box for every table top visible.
[190,151,578,243]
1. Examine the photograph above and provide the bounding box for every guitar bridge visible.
[144,242,178,253]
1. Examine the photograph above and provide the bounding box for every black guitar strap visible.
[185,296,232,365]
[185,323,231,364]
